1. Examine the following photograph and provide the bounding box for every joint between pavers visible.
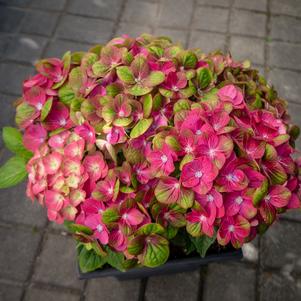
[110,0,128,39]
[225,0,234,53]
[184,0,197,48]
[138,277,148,301]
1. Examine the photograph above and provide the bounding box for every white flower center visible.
[107,187,113,195]
[207,194,214,202]
[228,225,235,232]
[172,85,179,92]
[118,110,125,117]
[199,215,206,222]
[264,195,270,202]
[185,145,193,153]
[36,102,43,110]
[226,173,237,182]
[195,171,203,178]
[235,196,243,205]
[161,155,168,163]
[59,119,66,126]
[122,213,128,220]
[96,224,103,232]
[196,129,202,135]
[174,183,180,189]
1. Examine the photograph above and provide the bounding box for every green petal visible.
[15,102,36,128]
[142,94,153,118]
[186,221,201,237]
[197,67,212,89]
[116,66,135,84]
[144,71,165,87]
[178,188,194,209]
[69,67,84,94]
[128,236,145,256]
[137,223,165,236]
[128,84,152,96]
[40,97,53,121]
[130,118,153,138]
[102,207,120,224]
[92,61,109,77]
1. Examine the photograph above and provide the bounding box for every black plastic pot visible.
[78,248,243,280]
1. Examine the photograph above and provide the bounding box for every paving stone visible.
[188,31,226,53]
[261,221,301,272]
[270,15,301,43]
[0,63,33,95]
[67,0,122,20]
[233,0,267,12]
[4,34,47,64]
[20,11,59,37]
[260,271,301,301]
[158,0,194,28]
[85,278,140,301]
[145,271,200,301]
[0,0,31,6]
[203,262,256,301]
[193,7,229,33]
[270,0,301,18]
[24,285,81,301]
[33,233,83,289]
[153,28,187,45]
[0,225,41,281]
[197,0,231,7]
[0,93,17,128]
[230,9,267,38]
[0,33,13,57]
[268,68,301,104]
[0,282,23,301]
[268,42,301,71]
[115,22,152,38]
[0,181,47,227]
[0,7,25,33]
[30,0,67,11]
[281,209,301,222]
[122,0,159,24]
[45,39,92,58]
[229,36,265,65]
[56,15,114,44]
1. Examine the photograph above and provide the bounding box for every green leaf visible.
[128,84,152,96]
[2,127,32,160]
[130,118,153,139]
[142,234,169,268]
[144,71,165,87]
[104,245,126,272]
[116,66,135,84]
[77,244,106,273]
[40,98,53,121]
[143,94,153,118]
[102,208,120,224]
[0,156,27,189]
[197,68,212,89]
[58,84,75,106]
[165,225,178,240]
[190,233,216,257]
[137,223,165,236]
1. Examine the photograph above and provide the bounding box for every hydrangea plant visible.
[1,34,300,273]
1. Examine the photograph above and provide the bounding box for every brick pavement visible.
[0,0,301,300]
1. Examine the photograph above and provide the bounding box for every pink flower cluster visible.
[16,34,301,268]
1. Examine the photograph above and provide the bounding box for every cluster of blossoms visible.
[14,34,301,270]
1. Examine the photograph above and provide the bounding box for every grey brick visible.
[30,0,67,11]
[24,285,80,301]
[188,31,226,53]
[115,22,152,39]
[203,263,256,301]
[271,0,301,18]
[33,233,83,289]
[85,278,140,301]
[45,39,92,58]
[271,15,301,43]
[0,282,23,301]
[0,0,31,6]
[0,7,25,33]
[193,7,229,33]
[268,42,301,70]
[0,63,33,95]
[67,0,122,20]
[0,225,41,281]
[268,68,301,104]
[145,271,200,301]
[153,28,187,45]
[4,35,47,64]
[229,36,265,65]
[260,271,301,301]
[0,182,47,227]
[281,209,301,222]
[158,0,194,28]
[122,0,159,24]
[230,9,267,38]
[0,93,16,128]
[261,221,301,272]
[233,0,267,12]
[197,0,231,7]
[56,15,114,44]
[21,11,59,37]
[0,34,13,57]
